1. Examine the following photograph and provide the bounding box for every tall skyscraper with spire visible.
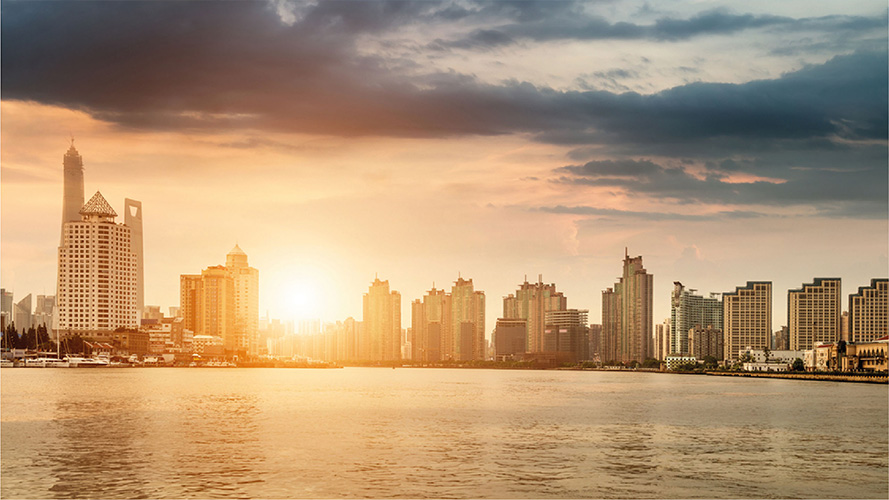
[602,250,653,365]
[60,140,85,244]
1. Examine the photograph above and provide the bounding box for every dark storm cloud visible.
[2,2,885,144]
[553,157,889,215]
[435,8,886,46]
[1,1,886,214]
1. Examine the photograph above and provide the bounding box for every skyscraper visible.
[543,309,589,362]
[602,250,653,365]
[56,192,138,337]
[670,282,722,356]
[788,278,841,350]
[848,279,888,343]
[449,277,485,361]
[412,286,449,362]
[14,294,32,333]
[179,246,260,357]
[60,141,84,245]
[723,281,772,361]
[362,278,401,361]
[502,276,567,354]
[226,245,259,356]
[124,199,144,316]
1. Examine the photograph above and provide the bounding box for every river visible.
[1,368,886,499]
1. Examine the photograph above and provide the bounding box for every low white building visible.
[743,362,789,372]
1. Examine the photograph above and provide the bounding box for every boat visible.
[0,359,14,368]
[65,356,109,368]
[24,357,70,368]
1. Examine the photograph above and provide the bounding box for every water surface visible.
[2,368,887,498]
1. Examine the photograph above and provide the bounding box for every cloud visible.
[535,205,769,221]
[552,157,888,215]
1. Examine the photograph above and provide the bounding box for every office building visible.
[178,246,260,357]
[55,192,139,337]
[848,279,888,343]
[14,294,32,332]
[788,278,841,350]
[362,278,401,361]
[494,318,526,361]
[124,199,144,316]
[723,281,772,361]
[543,309,589,362]
[33,295,55,330]
[670,282,722,356]
[60,141,84,244]
[502,276,567,354]
[0,289,12,331]
[602,250,653,365]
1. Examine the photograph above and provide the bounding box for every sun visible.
[285,284,320,320]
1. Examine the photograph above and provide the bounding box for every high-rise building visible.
[412,287,449,362]
[689,326,723,360]
[654,318,670,361]
[226,245,259,356]
[179,246,259,357]
[494,318,526,361]
[848,279,888,343]
[0,289,12,331]
[723,281,772,361]
[60,141,84,244]
[543,309,589,362]
[588,324,602,362]
[449,277,485,361]
[14,294,32,333]
[55,192,138,337]
[602,250,653,365]
[601,287,619,364]
[502,276,567,354]
[773,326,789,350]
[124,199,144,316]
[362,278,401,361]
[788,278,841,350]
[670,282,722,356]
[33,295,56,330]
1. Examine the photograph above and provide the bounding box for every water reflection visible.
[46,398,151,499]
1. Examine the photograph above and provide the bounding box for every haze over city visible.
[1,0,886,333]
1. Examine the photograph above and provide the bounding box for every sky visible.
[1,0,887,335]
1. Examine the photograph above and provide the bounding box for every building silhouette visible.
[412,286,448,362]
[448,277,485,361]
[848,279,888,342]
[502,275,567,354]
[124,199,144,316]
[55,191,139,337]
[670,282,722,356]
[543,309,589,362]
[493,318,526,360]
[60,141,84,244]
[362,278,401,361]
[723,281,771,361]
[179,245,259,358]
[788,278,841,350]
[602,250,653,365]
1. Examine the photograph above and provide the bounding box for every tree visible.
[791,358,805,372]
[2,323,18,350]
[641,358,661,369]
[21,327,37,350]
[763,346,771,362]
[702,356,718,369]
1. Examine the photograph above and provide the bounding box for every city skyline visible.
[1,0,887,333]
